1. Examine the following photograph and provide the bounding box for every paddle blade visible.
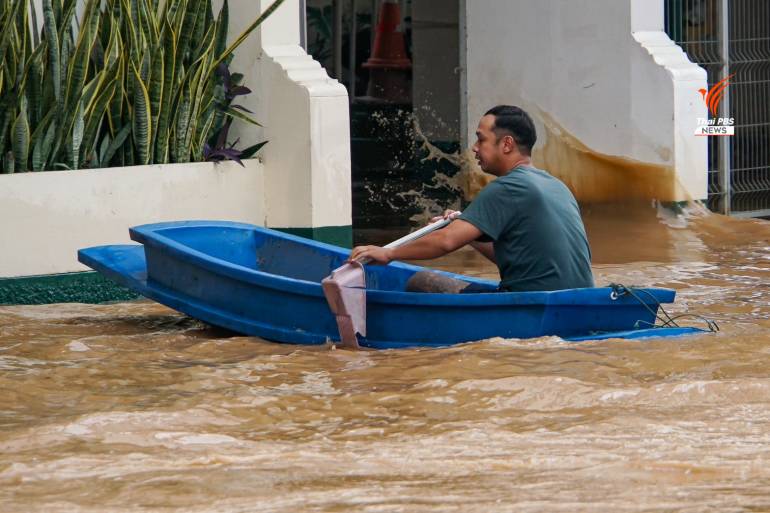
[321,262,366,349]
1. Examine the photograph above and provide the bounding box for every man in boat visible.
[349,105,594,293]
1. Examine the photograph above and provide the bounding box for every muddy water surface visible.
[1,206,769,512]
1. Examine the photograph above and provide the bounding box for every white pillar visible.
[224,0,352,236]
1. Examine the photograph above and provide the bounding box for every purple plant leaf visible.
[230,85,251,96]
[216,118,232,149]
[216,62,231,83]
[205,149,233,163]
[216,147,244,167]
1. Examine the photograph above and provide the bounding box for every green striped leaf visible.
[81,76,118,166]
[131,61,152,165]
[172,83,191,163]
[108,57,125,134]
[184,61,207,153]
[42,0,62,108]
[80,71,106,115]
[28,108,56,154]
[3,151,14,174]
[0,0,20,68]
[141,0,159,45]
[70,98,85,169]
[16,1,30,70]
[148,43,164,152]
[12,99,30,172]
[176,0,200,67]
[27,46,45,127]
[100,123,131,166]
[224,106,262,127]
[59,29,70,101]
[154,18,176,163]
[64,0,99,112]
[191,0,208,51]
[58,1,77,56]
[120,0,139,57]
[130,0,141,44]
[194,106,215,156]
[32,118,58,171]
[213,0,228,58]
[29,0,40,47]
[0,91,19,162]
[103,14,121,68]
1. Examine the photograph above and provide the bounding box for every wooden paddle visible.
[321,216,455,349]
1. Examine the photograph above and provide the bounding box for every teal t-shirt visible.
[458,165,594,292]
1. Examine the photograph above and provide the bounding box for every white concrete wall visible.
[0,161,264,277]
[461,0,708,202]
[225,0,352,229]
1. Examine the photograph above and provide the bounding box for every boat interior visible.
[150,224,492,293]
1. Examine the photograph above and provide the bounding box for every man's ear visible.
[503,135,517,154]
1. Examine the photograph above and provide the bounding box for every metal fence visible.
[665,0,770,217]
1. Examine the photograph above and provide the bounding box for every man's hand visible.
[349,245,393,265]
[430,209,462,223]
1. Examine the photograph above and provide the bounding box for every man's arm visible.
[470,240,497,264]
[349,219,483,264]
[430,209,497,265]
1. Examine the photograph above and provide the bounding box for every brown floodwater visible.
[1,204,769,512]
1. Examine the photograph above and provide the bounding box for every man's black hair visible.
[484,105,537,155]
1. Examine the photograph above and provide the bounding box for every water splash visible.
[392,116,494,225]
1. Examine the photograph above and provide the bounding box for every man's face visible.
[472,115,507,175]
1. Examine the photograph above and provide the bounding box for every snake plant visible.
[0,0,284,173]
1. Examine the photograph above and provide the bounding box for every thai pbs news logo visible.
[695,75,735,137]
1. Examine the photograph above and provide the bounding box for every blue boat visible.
[77,220,707,349]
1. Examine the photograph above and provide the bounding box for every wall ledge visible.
[263,45,349,97]
[633,31,708,82]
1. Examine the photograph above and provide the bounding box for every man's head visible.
[472,105,537,176]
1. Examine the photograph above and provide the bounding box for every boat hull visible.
[78,221,706,348]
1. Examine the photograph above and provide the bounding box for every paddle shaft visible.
[356,216,454,264]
